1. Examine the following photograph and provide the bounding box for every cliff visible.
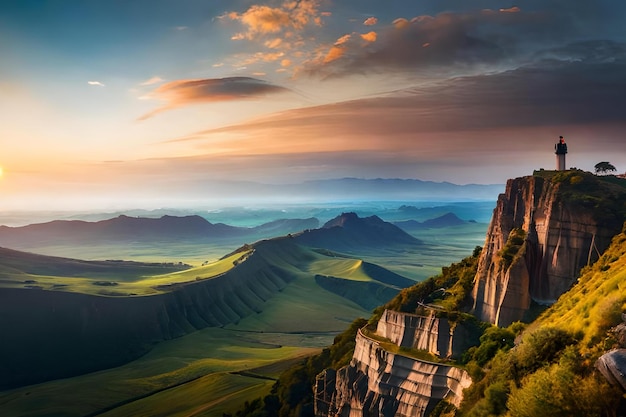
[471,171,626,326]
[375,309,480,360]
[314,328,471,417]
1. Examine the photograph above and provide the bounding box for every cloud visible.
[175,41,626,148]
[226,0,323,39]
[361,31,377,43]
[138,76,290,120]
[299,6,593,79]
[87,81,105,87]
[140,76,164,86]
[220,0,328,76]
[364,17,378,26]
[499,7,521,13]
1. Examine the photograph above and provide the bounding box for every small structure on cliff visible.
[555,136,568,170]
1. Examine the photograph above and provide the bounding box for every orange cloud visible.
[335,34,352,45]
[138,77,290,120]
[392,18,410,29]
[239,5,292,35]
[500,6,521,13]
[361,31,377,43]
[227,0,323,39]
[323,46,345,63]
[265,38,284,49]
[364,17,378,26]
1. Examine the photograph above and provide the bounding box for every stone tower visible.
[555,136,567,170]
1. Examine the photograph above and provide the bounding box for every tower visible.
[555,136,567,171]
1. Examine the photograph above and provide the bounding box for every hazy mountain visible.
[393,212,467,231]
[294,212,421,252]
[299,178,501,201]
[0,215,319,247]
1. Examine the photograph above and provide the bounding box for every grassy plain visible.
[0,221,489,416]
[0,250,249,296]
[0,327,323,417]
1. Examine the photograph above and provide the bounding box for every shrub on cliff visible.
[459,225,626,417]
[369,246,482,325]
[498,228,525,270]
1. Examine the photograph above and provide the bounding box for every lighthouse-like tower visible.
[555,136,567,171]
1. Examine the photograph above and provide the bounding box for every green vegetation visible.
[0,239,417,414]
[595,161,617,175]
[372,245,482,322]
[0,248,248,296]
[222,318,367,417]
[498,228,525,269]
[458,223,626,417]
[227,247,484,416]
[0,327,321,417]
[534,169,626,228]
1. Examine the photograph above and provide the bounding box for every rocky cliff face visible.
[375,309,478,360]
[315,310,472,417]
[471,171,626,326]
[315,329,471,417]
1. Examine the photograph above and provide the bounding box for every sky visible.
[1,0,626,210]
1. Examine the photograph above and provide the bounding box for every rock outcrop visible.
[315,310,472,417]
[376,309,479,360]
[315,328,471,417]
[471,171,626,326]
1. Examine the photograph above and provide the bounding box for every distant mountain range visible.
[297,178,501,200]
[0,215,320,246]
[192,178,501,202]
[0,210,455,252]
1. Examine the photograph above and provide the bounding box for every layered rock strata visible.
[375,309,477,360]
[471,173,625,326]
[315,311,471,417]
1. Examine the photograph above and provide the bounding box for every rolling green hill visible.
[0,235,413,400]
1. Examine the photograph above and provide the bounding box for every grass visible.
[0,221,491,415]
[531,226,626,350]
[0,327,322,417]
[0,250,250,296]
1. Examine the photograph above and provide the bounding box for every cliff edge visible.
[471,170,626,326]
[314,310,472,417]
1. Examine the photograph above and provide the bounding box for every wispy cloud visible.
[138,76,290,120]
[171,41,626,152]
[140,76,165,86]
[499,7,521,13]
[87,80,105,87]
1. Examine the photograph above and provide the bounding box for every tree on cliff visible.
[594,161,617,175]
